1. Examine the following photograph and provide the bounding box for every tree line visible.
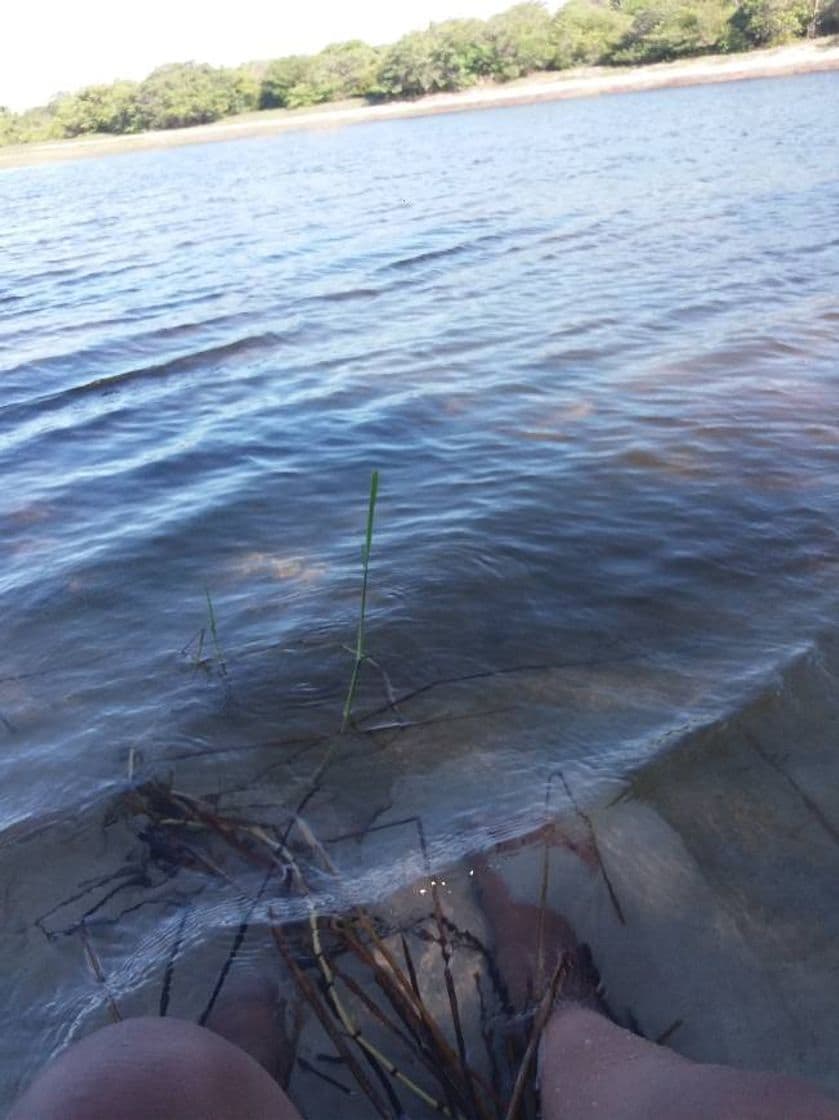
[2,0,836,147]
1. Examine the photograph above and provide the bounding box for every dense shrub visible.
[551,0,634,66]
[283,41,381,107]
[727,0,811,44]
[611,0,735,62]
[487,2,557,78]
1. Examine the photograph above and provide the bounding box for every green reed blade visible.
[205,587,228,678]
[342,469,379,732]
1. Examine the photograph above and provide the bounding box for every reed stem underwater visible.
[342,469,379,732]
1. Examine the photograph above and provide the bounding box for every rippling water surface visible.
[2,72,838,1102]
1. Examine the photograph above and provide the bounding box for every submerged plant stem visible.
[341,469,379,732]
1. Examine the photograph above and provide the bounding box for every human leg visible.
[478,857,839,1120]
[7,1016,302,1120]
[539,1004,839,1120]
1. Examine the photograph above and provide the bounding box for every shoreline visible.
[2,37,837,170]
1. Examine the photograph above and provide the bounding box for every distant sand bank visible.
[2,37,837,170]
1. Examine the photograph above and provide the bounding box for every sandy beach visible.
[2,36,837,170]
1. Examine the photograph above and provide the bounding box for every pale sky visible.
[1,0,552,111]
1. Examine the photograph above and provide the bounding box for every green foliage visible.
[53,81,143,136]
[0,0,828,148]
[727,0,810,44]
[434,18,496,78]
[373,29,463,98]
[0,108,19,145]
[1,104,63,145]
[551,0,634,66]
[284,41,381,107]
[486,1,556,79]
[135,63,246,130]
[611,0,735,61]
[258,56,310,108]
[225,66,262,114]
[368,6,556,100]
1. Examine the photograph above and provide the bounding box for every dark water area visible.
[1,72,839,1104]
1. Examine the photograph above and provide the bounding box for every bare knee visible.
[8,1016,296,1120]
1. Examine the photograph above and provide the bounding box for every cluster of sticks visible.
[117,778,568,1120]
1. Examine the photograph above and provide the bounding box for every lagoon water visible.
[1,71,839,1106]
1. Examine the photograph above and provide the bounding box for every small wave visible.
[378,229,512,274]
[320,286,382,303]
[0,331,288,424]
[52,259,145,289]
[382,243,476,272]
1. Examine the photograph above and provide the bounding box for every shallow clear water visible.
[1,71,838,1104]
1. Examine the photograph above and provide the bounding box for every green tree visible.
[432,18,496,79]
[285,41,381,107]
[487,2,556,79]
[727,0,810,42]
[11,105,63,144]
[611,0,734,60]
[52,81,142,136]
[135,63,244,129]
[223,66,261,114]
[0,107,19,145]
[551,0,634,66]
[258,56,310,108]
[372,29,448,98]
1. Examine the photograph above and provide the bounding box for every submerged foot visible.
[475,853,610,1019]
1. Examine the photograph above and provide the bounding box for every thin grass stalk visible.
[193,785,327,1031]
[79,923,122,1024]
[159,903,191,1016]
[503,955,569,1120]
[350,910,432,1008]
[413,819,494,1120]
[358,1043,406,1120]
[401,931,423,1003]
[655,1018,683,1046]
[362,917,500,1114]
[328,952,429,1060]
[309,910,457,1116]
[429,876,490,1120]
[342,469,379,732]
[344,923,446,1048]
[341,920,471,1118]
[268,822,461,1118]
[439,916,513,1018]
[396,927,481,1120]
[473,972,504,1118]
[351,928,470,1120]
[296,1055,353,1096]
[556,770,626,925]
[534,782,553,999]
[349,910,477,1092]
[270,914,393,1120]
[198,867,275,1026]
[204,588,228,678]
